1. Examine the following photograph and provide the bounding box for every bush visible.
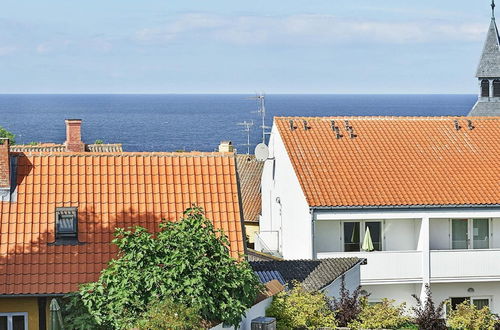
[411,284,446,330]
[134,299,202,330]
[266,282,337,330]
[0,126,15,145]
[60,293,108,330]
[447,301,497,330]
[348,298,410,329]
[94,139,104,144]
[331,275,363,327]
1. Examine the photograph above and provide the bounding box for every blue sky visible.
[0,0,493,94]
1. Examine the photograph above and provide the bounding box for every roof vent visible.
[454,120,461,131]
[302,120,310,131]
[289,120,296,131]
[467,120,475,130]
[344,120,356,139]
[330,120,343,139]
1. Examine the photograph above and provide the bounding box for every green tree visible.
[0,126,15,145]
[348,298,410,330]
[77,207,260,329]
[266,281,337,330]
[133,299,202,330]
[447,301,497,330]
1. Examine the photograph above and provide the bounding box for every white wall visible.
[323,264,361,299]
[384,219,419,251]
[492,218,500,248]
[315,221,341,253]
[259,123,312,259]
[430,219,450,250]
[362,283,421,309]
[210,297,273,330]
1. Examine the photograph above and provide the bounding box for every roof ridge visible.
[11,151,236,158]
[275,116,500,121]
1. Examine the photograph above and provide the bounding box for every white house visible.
[256,116,500,312]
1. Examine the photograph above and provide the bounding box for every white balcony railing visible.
[317,251,422,285]
[430,249,500,282]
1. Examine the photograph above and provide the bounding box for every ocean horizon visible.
[0,94,477,152]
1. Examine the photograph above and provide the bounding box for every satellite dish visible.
[255,143,269,161]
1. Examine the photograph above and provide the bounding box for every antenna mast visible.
[252,93,270,144]
[237,120,254,154]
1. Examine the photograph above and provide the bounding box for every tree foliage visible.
[77,207,260,329]
[266,281,337,330]
[133,298,202,330]
[331,275,363,327]
[60,293,107,330]
[447,301,498,330]
[0,126,15,145]
[411,284,446,330]
[348,298,410,330]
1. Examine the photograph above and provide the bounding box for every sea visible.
[0,94,476,152]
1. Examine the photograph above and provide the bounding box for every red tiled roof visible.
[236,155,264,222]
[276,117,500,208]
[0,152,244,295]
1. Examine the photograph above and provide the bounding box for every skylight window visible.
[55,207,78,240]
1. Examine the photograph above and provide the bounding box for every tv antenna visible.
[237,120,254,154]
[246,93,270,144]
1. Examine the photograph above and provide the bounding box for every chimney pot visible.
[65,119,85,152]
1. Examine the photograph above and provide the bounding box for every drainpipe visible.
[311,208,316,260]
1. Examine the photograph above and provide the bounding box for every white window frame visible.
[449,218,492,250]
[341,220,384,252]
[471,296,492,309]
[0,312,28,330]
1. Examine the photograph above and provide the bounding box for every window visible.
[55,207,78,240]
[448,297,490,311]
[451,219,490,250]
[494,80,500,97]
[0,313,28,330]
[343,221,382,252]
[481,80,490,97]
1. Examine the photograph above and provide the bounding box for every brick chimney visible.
[0,139,10,198]
[65,119,85,152]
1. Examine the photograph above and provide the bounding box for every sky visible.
[0,0,494,94]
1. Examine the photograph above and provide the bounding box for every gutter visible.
[311,204,500,211]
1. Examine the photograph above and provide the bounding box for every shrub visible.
[266,281,337,330]
[348,298,410,329]
[0,126,15,145]
[134,299,202,330]
[411,284,446,330]
[447,301,497,330]
[60,293,108,330]
[331,275,363,327]
[94,139,104,144]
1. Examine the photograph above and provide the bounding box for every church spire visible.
[492,0,496,19]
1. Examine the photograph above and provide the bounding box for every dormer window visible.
[55,207,78,240]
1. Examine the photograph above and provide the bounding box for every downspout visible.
[311,208,316,260]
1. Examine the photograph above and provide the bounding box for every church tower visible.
[469,0,500,116]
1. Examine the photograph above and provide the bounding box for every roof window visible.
[55,207,78,241]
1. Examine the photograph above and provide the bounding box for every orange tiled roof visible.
[0,152,244,295]
[276,117,500,208]
[236,155,264,222]
[10,143,123,153]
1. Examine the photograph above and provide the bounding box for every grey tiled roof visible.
[250,257,361,292]
[476,19,500,78]
[469,100,500,116]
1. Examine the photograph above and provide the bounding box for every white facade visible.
[257,124,500,313]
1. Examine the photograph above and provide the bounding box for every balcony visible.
[317,251,422,285]
[430,249,500,282]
